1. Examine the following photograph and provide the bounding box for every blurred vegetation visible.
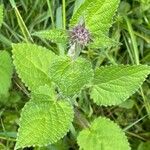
[0,0,150,149]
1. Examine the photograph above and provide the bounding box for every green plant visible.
[1,0,150,150]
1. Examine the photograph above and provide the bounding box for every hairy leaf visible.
[33,29,68,44]
[89,32,117,48]
[31,84,56,102]
[49,56,94,97]
[0,51,13,97]
[0,4,3,27]
[12,43,56,91]
[77,117,131,150]
[70,0,120,35]
[15,100,74,149]
[91,65,150,106]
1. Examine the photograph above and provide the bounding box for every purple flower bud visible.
[70,23,91,46]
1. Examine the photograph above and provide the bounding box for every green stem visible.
[105,51,117,65]
[124,16,150,117]
[9,0,33,43]
[125,16,139,65]
[74,108,90,129]
[126,131,146,141]
[122,32,134,64]
[62,0,66,29]
[123,115,147,131]
[0,136,16,142]
[46,0,55,28]
[140,88,150,117]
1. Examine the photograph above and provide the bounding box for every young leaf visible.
[15,100,74,149]
[0,4,3,27]
[49,56,94,97]
[77,117,131,150]
[0,51,13,97]
[12,43,57,91]
[91,65,150,106]
[33,29,68,44]
[89,32,117,49]
[70,0,120,35]
[31,84,56,102]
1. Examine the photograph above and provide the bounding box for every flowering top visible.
[70,23,91,46]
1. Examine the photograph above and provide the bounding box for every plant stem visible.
[125,16,139,65]
[123,115,147,131]
[56,6,65,55]
[74,107,90,129]
[0,136,16,142]
[126,131,146,141]
[105,51,117,65]
[62,0,66,29]
[140,88,150,116]
[125,16,150,117]
[122,32,134,64]
[46,0,55,28]
[9,0,33,43]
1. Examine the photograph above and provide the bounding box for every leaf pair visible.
[15,85,74,149]
[13,43,150,107]
[12,43,93,97]
[12,43,93,149]
[33,0,120,49]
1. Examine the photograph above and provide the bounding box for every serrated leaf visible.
[70,0,120,35]
[33,29,68,44]
[91,65,150,106]
[49,56,94,97]
[89,32,117,49]
[77,117,131,150]
[0,4,3,27]
[12,43,57,91]
[31,84,56,102]
[0,51,13,97]
[15,100,74,149]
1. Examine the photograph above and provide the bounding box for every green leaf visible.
[138,142,150,150]
[70,0,120,35]
[73,0,85,15]
[0,51,13,97]
[12,43,56,91]
[49,56,94,97]
[119,99,134,109]
[33,29,68,44]
[15,100,74,149]
[77,117,131,150]
[89,32,117,49]
[91,65,150,106]
[31,84,56,102]
[0,4,3,27]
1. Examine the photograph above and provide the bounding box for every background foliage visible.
[0,0,150,150]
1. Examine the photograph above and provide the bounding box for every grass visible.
[0,0,150,149]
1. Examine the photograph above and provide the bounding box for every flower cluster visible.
[70,23,91,46]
